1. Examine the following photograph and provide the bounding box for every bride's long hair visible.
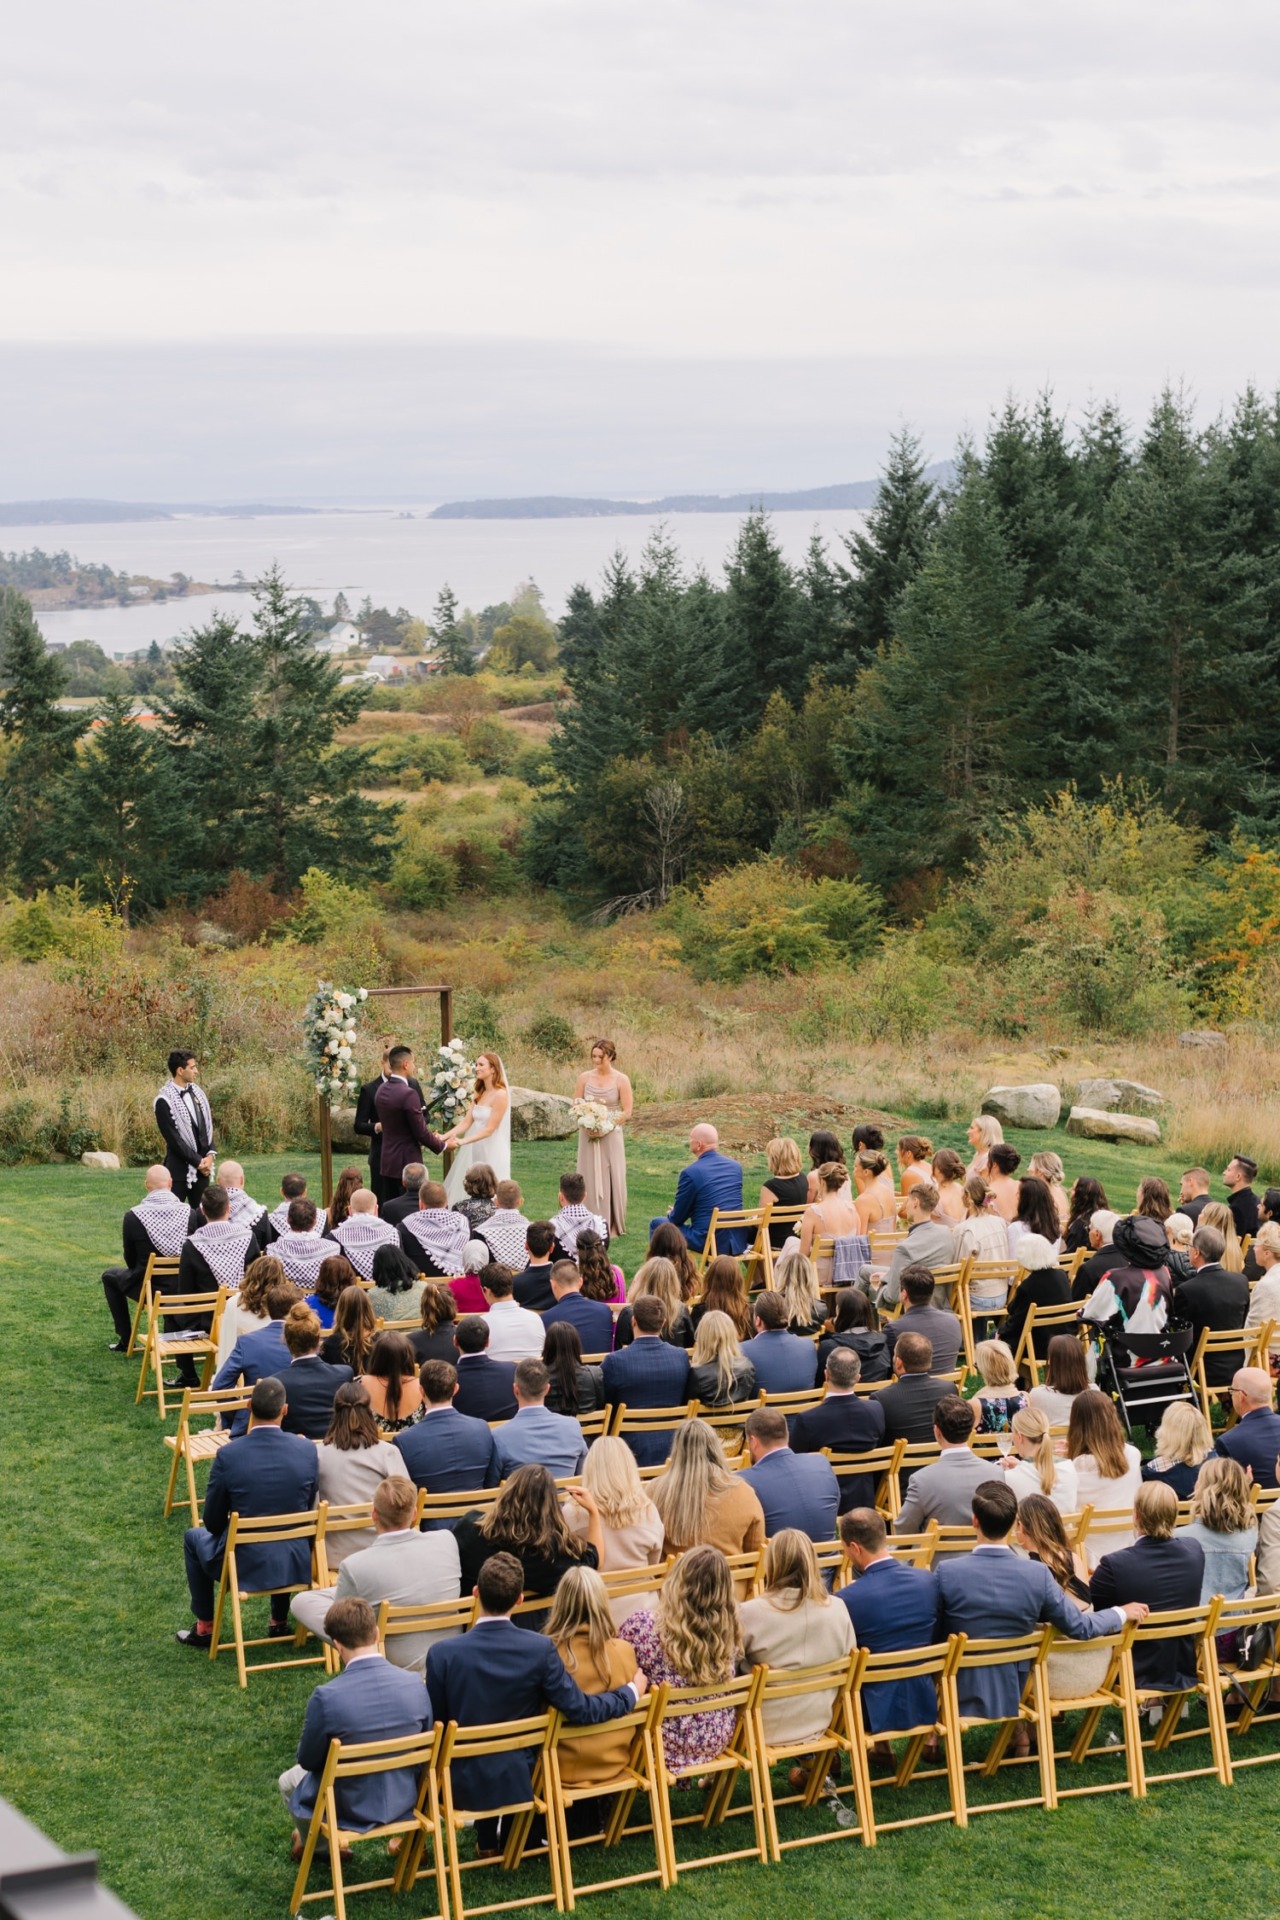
[474,1052,507,1095]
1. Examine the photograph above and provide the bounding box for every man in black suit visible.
[269,1305,353,1438]
[102,1164,199,1350]
[451,1315,517,1422]
[792,1348,887,1511]
[374,1046,446,1192]
[1224,1155,1261,1241]
[1174,1224,1250,1386]
[382,1164,427,1227]
[154,1047,215,1206]
[1214,1368,1280,1488]
[876,1332,954,1444]
[1091,1482,1205,1692]
[513,1222,557,1311]
[355,1047,428,1203]
[1177,1170,1212,1227]
[171,1183,255,1388]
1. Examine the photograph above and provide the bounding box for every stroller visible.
[1093,1321,1196,1438]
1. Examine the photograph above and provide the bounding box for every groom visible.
[155,1050,216,1206]
[374,1045,447,1189]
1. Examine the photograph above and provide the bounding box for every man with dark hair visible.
[394,1360,499,1500]
[513,1221,558,1311]
[279,1594,435,1858]
[542,1260,614,1352]
[212,1281,298,1434]
[1174,1225,1249,1385]
[102,1163,199,1351]
[894,1394,989,1531]
[792,1348,887,1511]
[837,1509,941,1736]
[740,1407,840,1541]
[290,1477,461,1669]
[382,1162,427,1228]
[154,1048,215,1205]
[355,1044,427,1203]
[876,1334,953,1444]
[1224,1155,1261,1240]
[268,1305,353,1438]
[178,1375,318,1650]
[1178,1168,1212,1227]
[451,1315,518,1422]
[375,1046,446,1193]
[601,1296,690,1464]
[875,1192,957,1309]
[173,1182,255,1387]
[493,1359,587,1479]
[272,1197,333,1291]
[884,1265,963,1371]
[427,1551,646,1853]
[551,1172,607,1259]
[264,1173,321,1244]
[741,1290,819,1393]
[481,1262,544,1360]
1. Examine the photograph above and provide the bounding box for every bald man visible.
[102,1164,200,1350]
[218,1159,268,1239]
[1215,1368,1280,1489]
[330,1187,401,1278]
[649,1123,750,1255]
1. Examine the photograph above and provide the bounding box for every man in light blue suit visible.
[935,1481,1147,1720]
[739,1407,840,1541]
[837,1508,942,1736]
[649,1124,749,1254]
[493,1359,588,1479]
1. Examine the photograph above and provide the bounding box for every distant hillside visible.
[0,499,325,526]
[429,467,952,520]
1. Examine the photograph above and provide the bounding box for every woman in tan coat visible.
[651,1420,765,1567]
[543,1566,641,1786]
[738,1530,855,1746]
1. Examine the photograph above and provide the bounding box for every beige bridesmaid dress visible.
[577,1079,628,1236]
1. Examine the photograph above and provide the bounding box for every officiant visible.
[154,1049,216,1206]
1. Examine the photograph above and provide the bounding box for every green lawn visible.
[0,1126,1273,1920]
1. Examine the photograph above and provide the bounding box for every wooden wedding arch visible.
[316,983,453,1205]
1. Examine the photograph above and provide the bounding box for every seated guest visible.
[1244,1220,1280,1331]
[393,1359,499,1499]
[966,1339,1028,1433]
[740,1407,840,1542]
[1214,1367,1280,1488]
[1073,1209,1121,1300]
[1093,1214,1175,1324]
[756,1136,810,1249]
[1014,1493,1109,1699]
[218,1159,268,1238]
[896,1394,992,1531]
[481,1263,546,1361]
[740,1530,856,1746]
[1091,1482,1204,1692]
[805,1131,846,1204]
[1027,1334,1090,1427]
[985,1144,1022,1223]
[291,1478,462,1670]
[837,1508,940,1742]
[931,1148,968,1224]
[690,1255,754,1339]
[1180,1457,1257,1601]
[358,1330,427,1435]
[550,1172,608,1261]
[1028,1152,1070,1233]
[399,1181,469,1279]
[1200,1200,1246,1271]
[494,1358,589,1480]
[368,1245,427,1326]
[653,1419,765,1560]
[449,1241,492,1316]
[263,1171,322,1243]
[211,1280,296,1433]
[311,1253,353,1332]
[451,1315,518,1422]
[407,1282,461,1367]
[874,1185,956,1309]
[477,1180,534,1270]
[514,1222,558,1311]
[381,1162,426,1228]
[327,1166,364,1231]
[1163,1210,1196,1285]
[646,1222,701,1305]
[449,1161,498,1235]
[955,1175,1011,1294]
[999,1406,1078,1514]
[648,1124,750,1255]
[741,1290,820,1394]
[102,1163,198,1351]
[543,1321,606,1416]
[330,1187,400,1278]
[427,1552,645,1851]
[1006,1174,1063,1264]
[563,1436,665,1571]
[280,1595,435,1856]
[179,1181,256,1292]
[775,1250,828,1337]
[270,1302,354,1439]
[271,1198,334,1292]
[542,1260,616,1355]
[896,1134,933,1196]
[619,1547,743,1773]
[997,1234,1071,1362]
[688,1309,757,1407]
[1174,1225,1250,1384]
[877,1333,953,1444]
[799,1161,861,1285]
[851,1153,895,1234]
[575,1229,628,1306]
[602,1296,691,1464]
[816,1288,891,1386]
[178,1376,318,1649]
[1064,1177,1110,1255]
[1256,1455,1280,1595]
[886,1265,963,1375]
[542,1566,642,1786]
[321,1285,377,1376]
[792,1348,886,1511]
[936,1480,1143,1718]
[453,1462,603,1604]
[1224,1153,1261,1241]
[1142,1402,1215,1498]
[613,1258,695,1350]
[1067,1389,1144,1567]
[1178,1167,1212,1226]
[216,1254,289,1369]
[313,1382,407,1564]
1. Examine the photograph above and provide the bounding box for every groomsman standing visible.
[355,1045,427,1203]
[155,1049,215,1206]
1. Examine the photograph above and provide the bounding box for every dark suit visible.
[652,1150,749,1255]
[741,1329,819,1395]
[183,1424,318,1619]
[1173,1263,1250,1385]
[453,1353,518,1424]
[155,1086,212,1205]
[602,1337,691,1465]
[212,1320,289,1435]
[1073,1243,1118,1301]
[885,1306,963,1377]
[541,1292,615,1354]
[999,1268,1071,1361]
[1091,1535,1205,1691]
[838,1559,941,1733]
[374,1076,446,1186]
[513,1263,556,1311]
[290,1653,434,1829]
[1229,1188,1261,1240]
[178,1233,254,1294]
[268,1355,354,1439]
[1214,1406,1280,1489]
[355,1073,426,1202]
[878,1374,953,1445]
[936,1545,1122,1719]
[740,1447,839,1542]
[792,1395,887,1512]
[101,1202,201,1340]
[394,1406,500,1514]
[382,1190,423,1227]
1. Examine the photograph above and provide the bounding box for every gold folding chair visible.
[759,1207,807,1287]
[1123,1600,1231,1789]
[577,1409,611,1441]
[1213,1592,1280,1768]
[1041,1620,1143,1800]
[598,1561,671,1627]
[1011,1301,1083,1388]
[1191,1327,1263,1427]
[758,1386,826,1422]
[313,1501,379,1589]
[1073,1505,1135,1571]
[651,1669,769,1881]
[437,1712,561,1920]
[611,1403,695,1460]
[719,1547,765,1599]
[920,1525,979,1561]
[135,1286,227,1417]
[208,1508,327,1689]
[127,1253,181,1355]
[941,1627,1057,1822]
[543,1693,667,1906]
[374,1596,478,1678]
[691,1398,762,1451]
[891,1442,943,1520]
[697,1208,772,1284]
[847,1638,962,1843]
[746,1653,862,1858]
[417,1486,503,1530]
[882,1530,940,1567]
[1057,1247,1086,1283]
[965,1262,1022,1343]
[923,1258,973,1357]
[823,1441,906,1519]
[290,1724,447,1920]
[162,1384,252,1522]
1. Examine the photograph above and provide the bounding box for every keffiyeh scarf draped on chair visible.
[189,1220,254,1287]
[331,1214,401,1279]
[154,1080,214,1190]
[401,1208,469,1275]
[272,1229,332,1291]
[129,1189,192,1257]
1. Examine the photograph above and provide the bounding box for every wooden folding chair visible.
[611,1403,694,1461]
[374,1597,477,1678]
[127,1253,180,1355]
[719,1547,765,1599]
[758,1386,826,1422]
[162,1384,252,1521]
[598,1561,671,1627]
[1057,1247,1087,1283]
[759,1207,806,1287]
[289,1724,447,1920]
[691,1398,762,1451]
[1011,1301,1083,1388]
[437,1712,561,1920]
[882,1530,940,1567]
[134,1286,226,1418]
[313,1501,378,1589]
[1123,1600,1231,1789]
[1040,1620,1143,1800]
[941,1627,1057,1821]
[823,1441,906,1519]
[965,1262,1022,1345]
[1191,1327,1264,1427]
[697,1208,772,1284]
[543,1694,667,1906]
[919,1525,979,1561]
[1212,1592,1280,1769]
[208,1509,327,1689]
[847,1638,962,1843]
[417,1486,503,1530]
[650,1669,769,1880]
[744,1653,862,1858]
[1073,1505,1135,1571]
[577,1409,612,1441]
[924,1258,972,1349]
[891,1442,943,1519]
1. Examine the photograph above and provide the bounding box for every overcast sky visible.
[4,1,1278,499]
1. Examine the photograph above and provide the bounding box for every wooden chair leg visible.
[230,1580,248,1690]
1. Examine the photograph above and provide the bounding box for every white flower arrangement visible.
[425,1036,478,1126]
[571,1095,615,1137]
[303,980,370,1105]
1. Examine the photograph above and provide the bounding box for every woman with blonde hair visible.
[758,1136,809,1249]
[691,1255,753,1339]
[613,1256,694,1349]
[563,1435,665,1570]
[1199,1200,1246,1272]
[966,1113,1004,1179]
[967,1340,1027,1433]
[775,1249,827,1337]
[999,1406,1078,1512]
[1141,1401,1215,1499]
[619,1547,742,1774]
[215,1254,291,1364]
[1067,1389,1142,1566]
[739,1530,856,1745]
[652,1419,765,1559]
[956,1176,1011,1308]
[801,1163,861,1284]
[543,1566,641,1784]
[1181,1457,1257,1601]
[931,1148,967,1224]
[688,1309,757,1407]
[1029,1152,1070,1232]
[896,1135,934,1196]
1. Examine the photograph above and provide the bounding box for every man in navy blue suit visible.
[741,1291,820,1394]
[792,1349,887,1510]
[935,1481,1144,1720]
[649,1124,749,1254]
[541,1261,615,1354]
[268,1305,353,1438]
[451,1316,518,1422]
[837,1508,941,1737]
[601,1296,691,1464]
[739,1407,840,1540]
[1214,1368,1280,1489]
[394,1360,499,1510]
[427,1552,646,1850]
[210,1281,296,1435]
[279,1595,434,1854]
[178,1376,318,1648]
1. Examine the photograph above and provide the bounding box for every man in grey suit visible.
[895,1394,991,1532]
[875,1187,957,1308]
[291,1478,462,1672]
[493,1359,588,1480]
[885,1266,964,1375]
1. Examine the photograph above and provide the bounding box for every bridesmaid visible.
[574,1038,632,1237]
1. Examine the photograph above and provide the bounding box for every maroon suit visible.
[374,1076,446,1183]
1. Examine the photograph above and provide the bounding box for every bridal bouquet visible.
[304,982,369,1104]
[571,1095,615,1137]
[426,1037,478,1126]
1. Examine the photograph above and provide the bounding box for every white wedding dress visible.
[443,1072,512,1204]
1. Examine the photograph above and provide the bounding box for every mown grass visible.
[1,1133,1275,1920]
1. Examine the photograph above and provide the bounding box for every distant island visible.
[0,548,252,610]
[0,499,328,527]
[429,467,951,519]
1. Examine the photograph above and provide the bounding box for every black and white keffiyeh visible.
[272,1229,331,1291]
[266,1200,326,1238]
[129,1189,193,1257]
[331,1214,400,1279]
[551,1202,607,1254]
[401,1207,469,1275]
[189,1220,254,1287]
[226,1187,266,1231]
[477,1208,531,1270]
[154,1080,214,1188]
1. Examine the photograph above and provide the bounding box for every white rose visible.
[338,1045,352,1060]
[326,1040,339,1054]
[357,987,368,1000]
[337,993,352,1009]
[344,1029,356,1044]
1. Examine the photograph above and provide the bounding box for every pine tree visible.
[722,510,798,712]
[56,691,181,917]
[791,531,844,677]
[164,612,255,886]
[839,427,943,671]
[0,588,87,885]
[431,584,475,674]
[556,583,604,683]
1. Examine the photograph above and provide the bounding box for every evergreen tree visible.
[556,583,604,682]
[431,584,475,674]
[164,612,255,886]
[57,691,181,917]
[0,588,87,886]
[791,531,844,677]
[839,427,942,671]
[722,510,799,712]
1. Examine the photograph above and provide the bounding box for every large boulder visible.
[1179,1029,1227,1049]
[510,1085,577,1142]
[81,1150,121,1170]
[981,1084,1062,1130]
[1066,1106,1162,1147]
[329,1106,361,1150]
[1074,1077,1166,1115]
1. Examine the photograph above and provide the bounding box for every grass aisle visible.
[0,1131,1274,1919]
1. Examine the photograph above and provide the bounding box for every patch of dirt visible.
[638,1095,915,1155]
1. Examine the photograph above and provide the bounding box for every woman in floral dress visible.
[617,1546,740,1776]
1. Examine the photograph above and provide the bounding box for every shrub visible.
[0,888,125,969]
[675,858,883,982]
[851,933,956,1045]
[1007,887,1189,1037]
[525,1010,580,1063]
[455,989,505,1052]
[391,847,459,912]
[460,716,523,775]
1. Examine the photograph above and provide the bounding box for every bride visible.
[442,1052,511,1204]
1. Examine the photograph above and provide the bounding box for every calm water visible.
[27,505,868,652]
